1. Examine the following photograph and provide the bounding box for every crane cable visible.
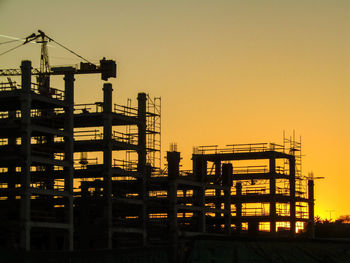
[0,31,95,66]
[0,39,21,45]
[0,42,26,57]
[49,38,95,66]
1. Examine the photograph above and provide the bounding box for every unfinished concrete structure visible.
[191,141,312,236]
[147,142,314,261]
[0,58,314,255]
[0,60,76,250]
[0,58,161,250]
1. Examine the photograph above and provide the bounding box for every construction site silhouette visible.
[0,31,349,263]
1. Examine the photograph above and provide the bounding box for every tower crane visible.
[0,30,116,82]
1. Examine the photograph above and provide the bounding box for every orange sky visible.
[0,0,349,219]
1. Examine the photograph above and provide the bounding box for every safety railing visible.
[149,213,168,219]
[276,187,290,196]
[74,157,98,170]
[74,129,103,140]
[177,190,193,197]
[74,103,103,114]
[0,81,65,100]
[276,166,289,174]
[114,104,138,117]
[112,131,137,145]
[31,84,65,101]
[149,191,167,198]
[276,207,290,217]
[29,179,65,192]
[73,130,138,145]
[241,207,269,217]
[243,187,267,195]
[205,189,217,197]
[113,159,138,171]
[296,210,309,219]
[233,165,269,174]
[194,143,285,155]
[54,153,65,161]
[53,179,65,191]
[0,81,20,91]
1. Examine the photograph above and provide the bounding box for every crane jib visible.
[0,59,117,80]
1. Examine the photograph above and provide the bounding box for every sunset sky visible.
[0,0,349,219]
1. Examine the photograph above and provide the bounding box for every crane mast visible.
[37,30,50,94]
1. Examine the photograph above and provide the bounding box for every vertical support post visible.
[64,71,74,251]
[289,157,296,236]
[269,155,276,235]
[214,161,221,231]
[308,179,315,238]
[137,93,147,246]
[167,151,180,263]
[7,110,17,248]
[235,182,242,233]
[222,163,232,235]
[7,110,16,199]
[103,83,113,249]
[46,132,55,250]
[80,182,89,249]
[20,60,32,251]
[192,156,206,233]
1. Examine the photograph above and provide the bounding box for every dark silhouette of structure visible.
[0,57,314,259]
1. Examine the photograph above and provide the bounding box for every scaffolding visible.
[146,95,161,172]
[123,95,161,173]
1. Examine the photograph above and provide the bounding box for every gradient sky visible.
[1,0,349,219]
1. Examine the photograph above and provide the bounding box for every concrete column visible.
[214,161,221,230]
[103,83,113,249]
[80,182,90,249]
[64,72,75,251]
[269,156,276,235]
[167,151,180,263]
[193,157,206,233]
[289,157,296,236]
[7,111,17,248]
[20,60,32,251]
[222,163,232,235]
[167,151,180,180]
[137,92,148,246]
[235,182,242,233]
[7,110,16,200]
[308,180,315,238]
[137,93,147,174]
[193,156,205,182]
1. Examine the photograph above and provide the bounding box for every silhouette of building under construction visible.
[0,59,315,254]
